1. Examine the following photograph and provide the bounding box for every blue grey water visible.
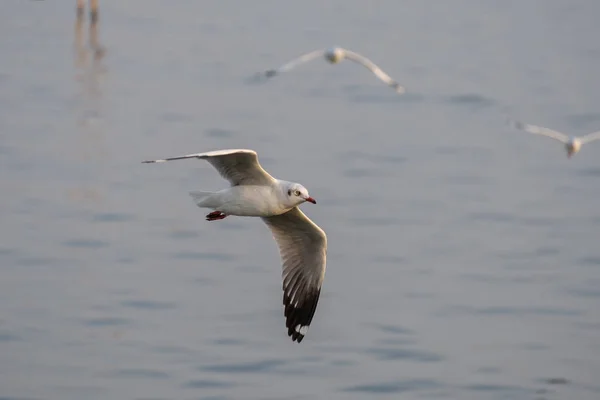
[0,1,599,399]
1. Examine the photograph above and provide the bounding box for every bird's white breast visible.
[218,185,289,217]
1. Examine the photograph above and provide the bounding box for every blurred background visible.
[0,1,599,399]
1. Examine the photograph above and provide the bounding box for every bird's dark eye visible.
[294,190,301,196]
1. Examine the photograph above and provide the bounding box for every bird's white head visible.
[283,182,316,207]
[566,138,582,158]
[325,47,345,64]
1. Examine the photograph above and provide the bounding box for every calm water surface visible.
[1,1,600,399]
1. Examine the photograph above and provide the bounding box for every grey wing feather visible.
[268,49,326,75]
[262,207,327,343]
[199,150,274,186]
[342,49,405,92]
[580,130,600,144]
[507,119,570,143]
[142,149,275,186]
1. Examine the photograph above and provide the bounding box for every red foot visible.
[206,211,227,221]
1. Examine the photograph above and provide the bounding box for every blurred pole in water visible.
[76,0,85,19]
[70,4,107,206]
[89,12,106,64]
[74,4,87,70]
[90,0,99,23]
[76,0,99,23]
[73,0,106,117]
[72,0,108,165]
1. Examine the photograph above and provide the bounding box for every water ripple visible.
[134,398,170,400]
[183,379,234,389]
[566,287,600,298]
[348,217,402,227]
[520,216,557,227]
[494,248,561,262]
[205,128,235,138]
[578,256,600,266]
[109,368,170,379]
[349,92,425,104]
[374,324,413,335]
[466,212,516,223]
[63,239,109,249]
[159,111,193,123]
[196,396,230,400]
[0,145,12,156]
[120,300,177,310]
[477,366,502,374]
[172,252,235,261]
[83,317,130,327]
[92,212,135,222]
[0,332,22,342]
[566,112,600,127]
[367,347,444,362]
[434,145,494,156]
[444,174,489,186]
[201,359,286,374]
[150,345,194,355]
[211,338,245,346]
[14,256,66,267]
[576,167,600,177]
[441,305,581,317]
[478,306,581,316]
[441,93,496,108]
[0,397,41,400]
[462,383,535,397]
[167,230,201,239]
[343,379,443,394]
[370,256,407,266]
[342,167,384,178]
[0,247,16,255]
[335,150,406,165]
[541,377,571,385]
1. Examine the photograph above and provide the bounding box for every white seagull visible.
[509,119,600,158]
[142,149,327,343]
[260,46,405,93]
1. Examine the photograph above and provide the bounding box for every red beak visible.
[305,196,316,204]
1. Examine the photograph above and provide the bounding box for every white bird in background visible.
[142,149,327,343]
[259,46,405,93]
[508,119,600,158]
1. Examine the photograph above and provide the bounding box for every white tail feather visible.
[189,191,216,208]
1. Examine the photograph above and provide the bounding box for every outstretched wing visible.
[142,149,275,186]
[262,49,326,77]
[261,207,327,343]
[507,119,570,143]
[580,130,600,144]
[342,49,405,93]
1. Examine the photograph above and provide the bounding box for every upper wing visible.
[262,49,326,77]
[261,207,327,343]
[142,149,275,186]
[507,119,570,143]
[342,49,405,93]
[579,130,600,144]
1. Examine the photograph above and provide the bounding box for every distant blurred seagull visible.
[259,46,405,93]
[142,149,327,343]
[508,119,600,158]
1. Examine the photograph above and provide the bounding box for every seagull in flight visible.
[259,46,405,93]
[508,119,600,158]
[142,149,327,343]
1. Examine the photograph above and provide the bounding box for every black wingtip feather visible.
[283,289,321,343]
